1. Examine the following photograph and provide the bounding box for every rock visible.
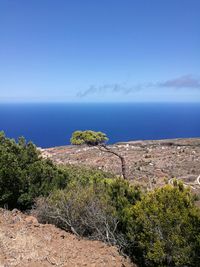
[11,208,20,215]
[25,216,38,225]
[12,215,22,224]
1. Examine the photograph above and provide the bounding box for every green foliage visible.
[61,164,115,185]
[105,178,141,235]
[36,177,200,267]
[70,130,108,146]
[0,131,69,209]
[127,184,200,267]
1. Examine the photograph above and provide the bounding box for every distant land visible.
[41,137,200,200]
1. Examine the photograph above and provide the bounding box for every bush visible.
[0,131,69,209]
[34,176,141,247]
[34,180,200,267]
[127,184,200,267]
[0,131,117,209]
[61,164,116,185]
[34,183,118,244]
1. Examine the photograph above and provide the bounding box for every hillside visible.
[0,208,135,267]
[1,136,200,267]
[41,138,200,193]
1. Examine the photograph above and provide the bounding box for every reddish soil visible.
[0,209,135,267]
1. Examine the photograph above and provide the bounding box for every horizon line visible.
[0,101,200,104]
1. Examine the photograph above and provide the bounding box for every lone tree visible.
[70,130,127,179]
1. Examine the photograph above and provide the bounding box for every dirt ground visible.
[0,209,135,267]
[41,138,200,194]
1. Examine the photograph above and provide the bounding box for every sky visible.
[0,0,200,103]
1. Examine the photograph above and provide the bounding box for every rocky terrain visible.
[0,209,135,267]
[41,138,200,193]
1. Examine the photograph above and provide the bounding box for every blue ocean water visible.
[0,103,200,148]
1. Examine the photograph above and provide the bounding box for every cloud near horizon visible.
[159,75,200,89]
[77,83,143,97]
[77,75,200,98]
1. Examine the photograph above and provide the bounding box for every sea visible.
[0,103,200,148]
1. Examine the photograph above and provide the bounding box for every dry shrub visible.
[33,181,122,246]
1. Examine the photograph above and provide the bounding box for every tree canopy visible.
[70,130,127,179]
[70,130,108,146]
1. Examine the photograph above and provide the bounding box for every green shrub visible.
[0,131,69,209]
[61,164,115,185]
[127,184,200,267]
[34,170,200,267]
[0,131,117,210]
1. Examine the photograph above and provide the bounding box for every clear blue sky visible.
[0,0,200,102]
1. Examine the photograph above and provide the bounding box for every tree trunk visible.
[98,144,127,180]
[120,155,127,180]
